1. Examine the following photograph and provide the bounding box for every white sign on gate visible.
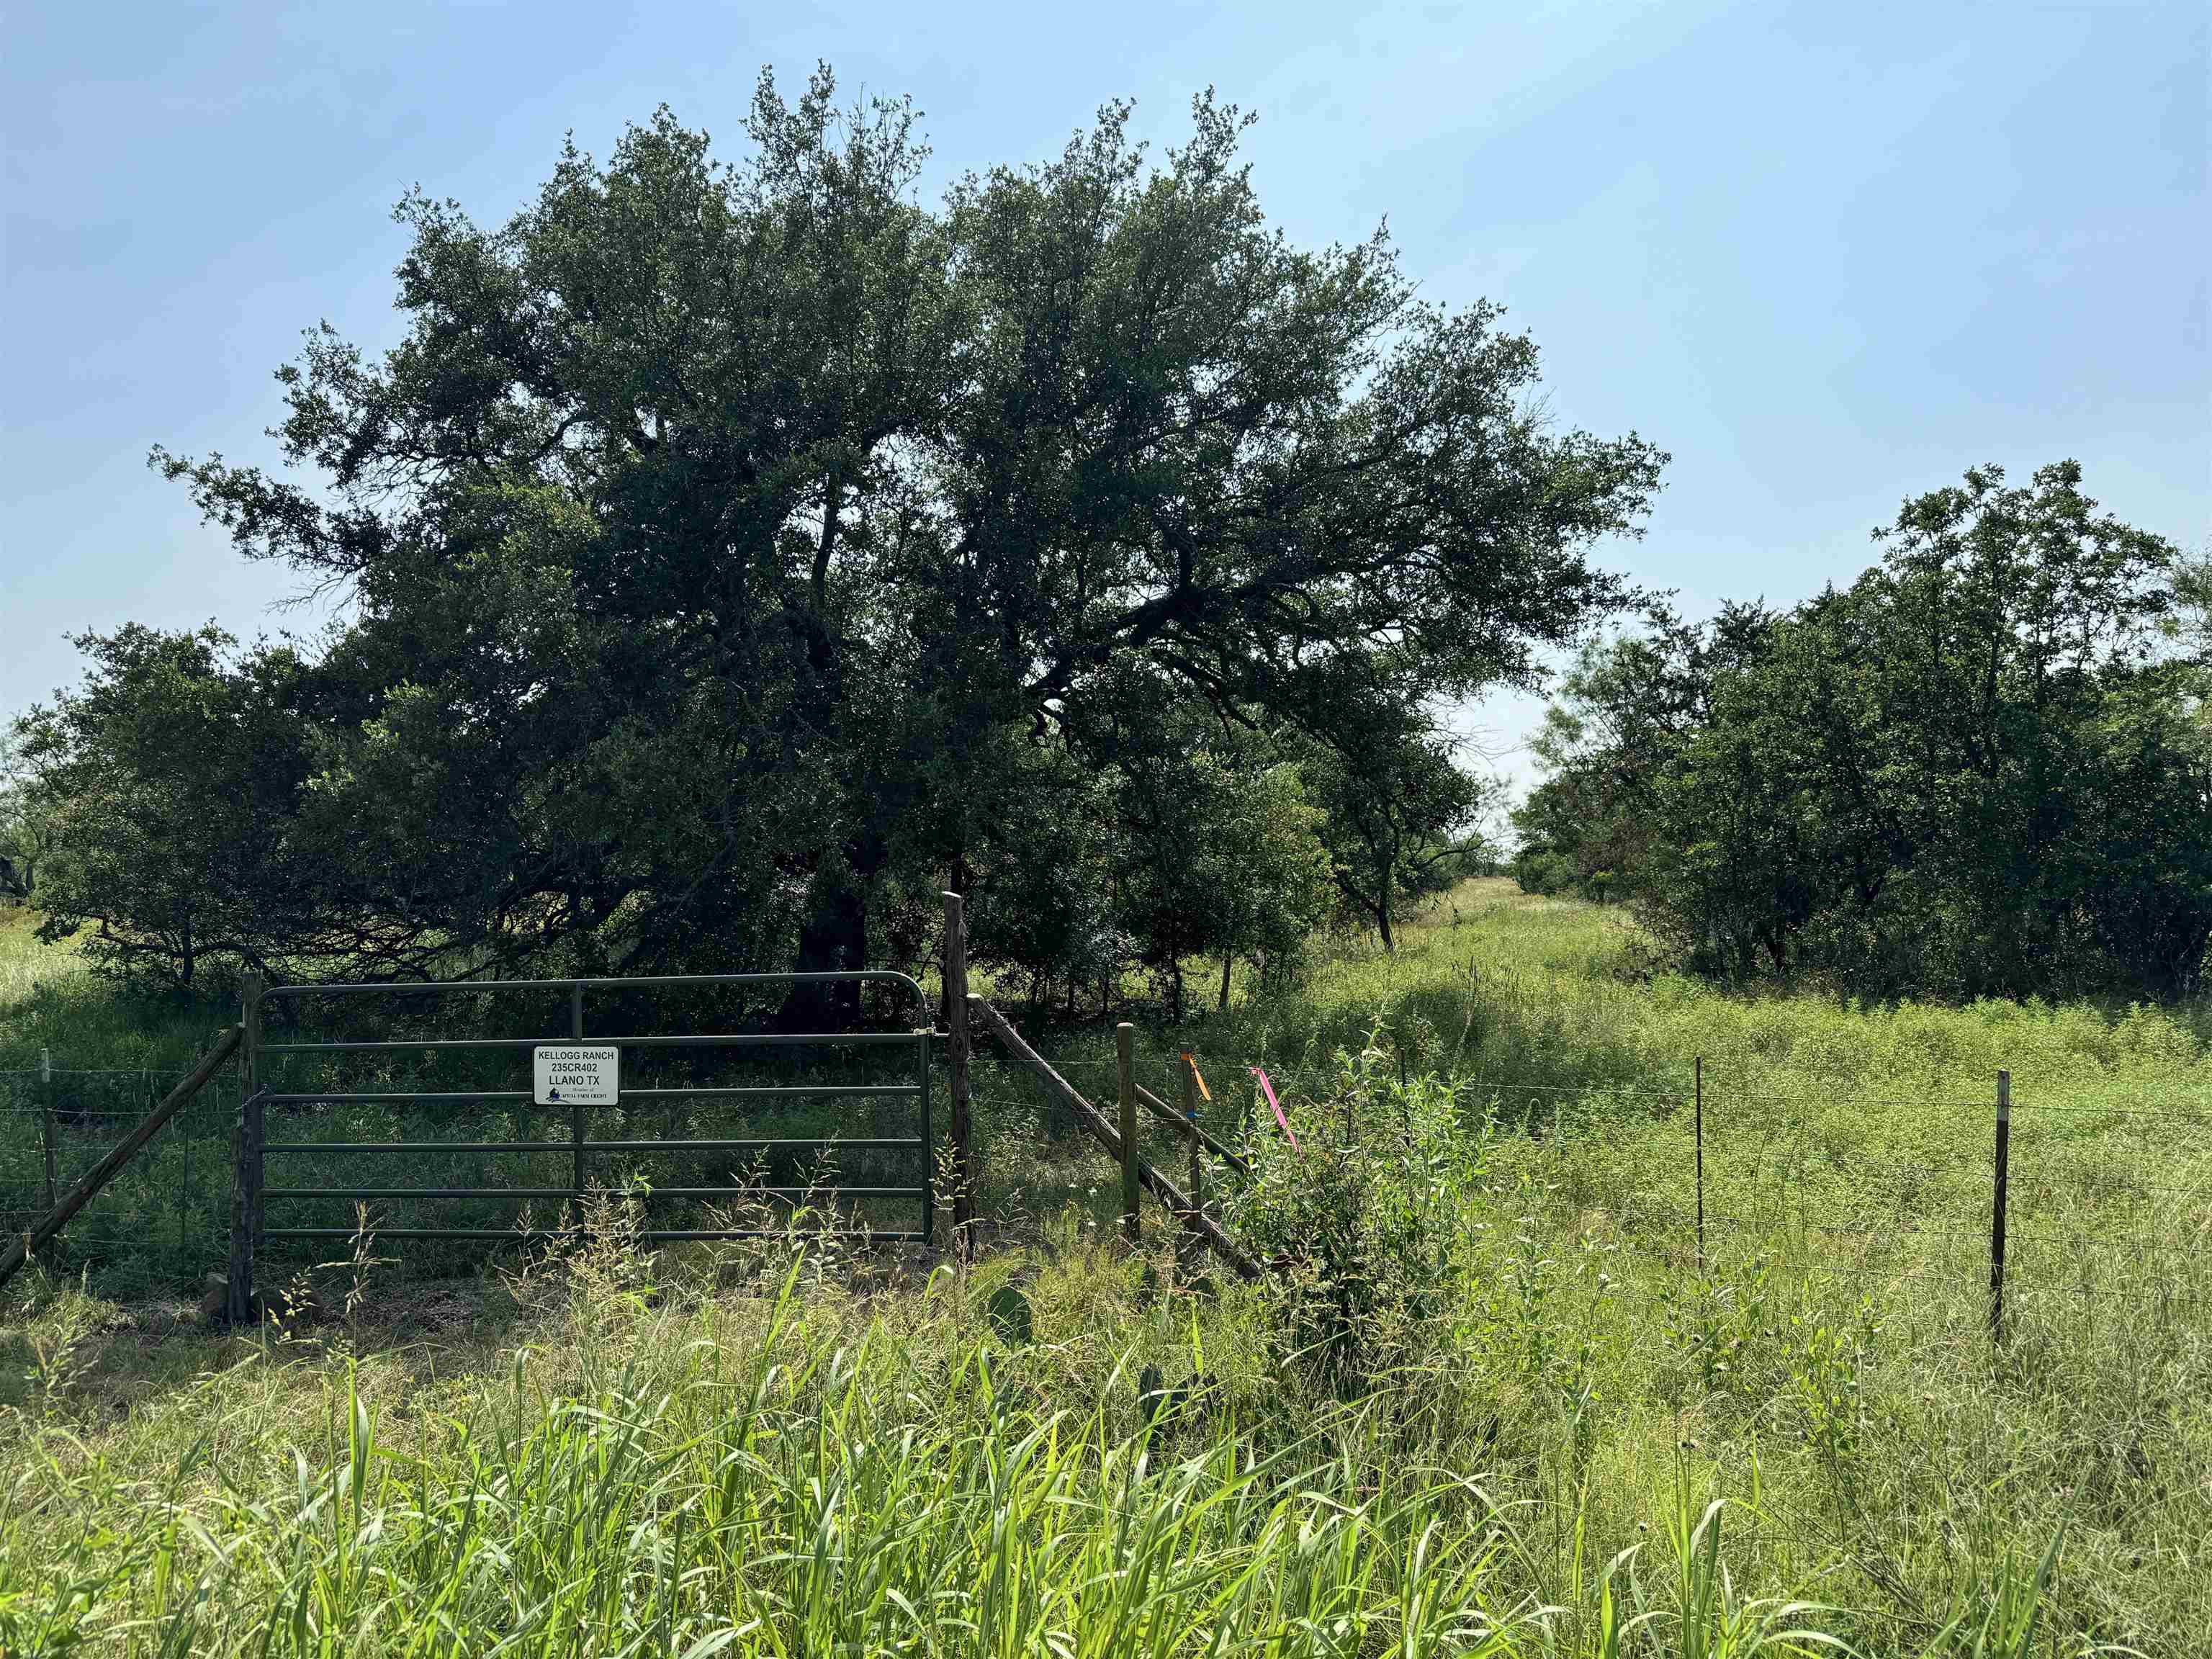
[534,1044,620,1106]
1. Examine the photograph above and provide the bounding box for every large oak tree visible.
[80,69,1660,994]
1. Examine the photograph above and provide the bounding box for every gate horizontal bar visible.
[645,1229,927,1243]
[260,1031,922,1055]
[624,1187,924,1200]
[266,1090,531,1105]
[261,1136,924,1155]
[264,1139,573,1154]
[267,1187,575,1199]
[264,1139,576,1154]
[265,1186,927,1201]
[261,1038,540,1054]
[580,1137,925,1154]
[627,1082,922,1100]
[258,1083,921,1106]
[261,1228,928,1243]
[262,968,926,1000]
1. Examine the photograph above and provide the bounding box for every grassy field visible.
[1,885,2207,1653]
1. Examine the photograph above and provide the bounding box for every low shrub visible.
[1226,1028,1496,1388]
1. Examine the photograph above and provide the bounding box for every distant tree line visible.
[9,71,1660,1014]
[0,732,47,904]
[1514,463,2212,1000]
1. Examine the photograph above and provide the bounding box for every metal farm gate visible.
[227,970,931,1317]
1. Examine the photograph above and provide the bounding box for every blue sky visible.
[4,1,2205,794]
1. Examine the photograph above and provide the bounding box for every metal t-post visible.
[39,1047,56,1218]
[943,891,974,1256]
[1990,1069,2010,1342]
[1694,1056,1706,1271]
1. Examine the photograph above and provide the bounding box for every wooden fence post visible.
[176,1064,193,1262]
[1182,1053,1201,1218]
[225,972,263,1324]
[1116,1022,1140,1246]
[944,891,974,1258]
[1990,1069,2010,1343]
[969,998,1258,1279]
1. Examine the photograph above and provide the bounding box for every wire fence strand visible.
[6,1044,2207,1318]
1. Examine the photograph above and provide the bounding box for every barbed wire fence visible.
[6,1017,2197,1651]
[4,1017,2206,1336]
[963,1028,2208,1349]
[0,1056,240,1303]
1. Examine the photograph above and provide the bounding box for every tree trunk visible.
[778,835,885,1029]
[782,884,867,1028]
[1218,953,1232,1011]
[1170,958,1184,1023]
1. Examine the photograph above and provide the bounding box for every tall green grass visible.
[0,883,2204,1649]
[968,883,2208,1287]
[0,906,238,1074]
[0,1220,2116,1655]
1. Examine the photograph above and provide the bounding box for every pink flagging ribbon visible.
[1249,1066,1301,1154]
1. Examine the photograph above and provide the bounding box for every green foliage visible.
[1519,464,2210,1000]
[1115,750,1333,1016]
[0,1235,2125,1657]
[984,1282,1033,1345]
[1226,1029,1493,1386]
[961,745,1128,1009]
[0,730,55,904]
[35,70,1655,992]
[1511,601,1773,905]
[1,880,2206,1648]
[1292,711,1497,951]
[957,737,1334,1017]
[1657,1254,1774,1397]
[10,626,324,989]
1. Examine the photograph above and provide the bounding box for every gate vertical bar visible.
[570,984,586,1216]
[917,1027,933,1246]
[943,892,973,1257]
[227,971,263,1323]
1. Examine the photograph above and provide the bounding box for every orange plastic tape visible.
[1180,1051,1211,1102]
